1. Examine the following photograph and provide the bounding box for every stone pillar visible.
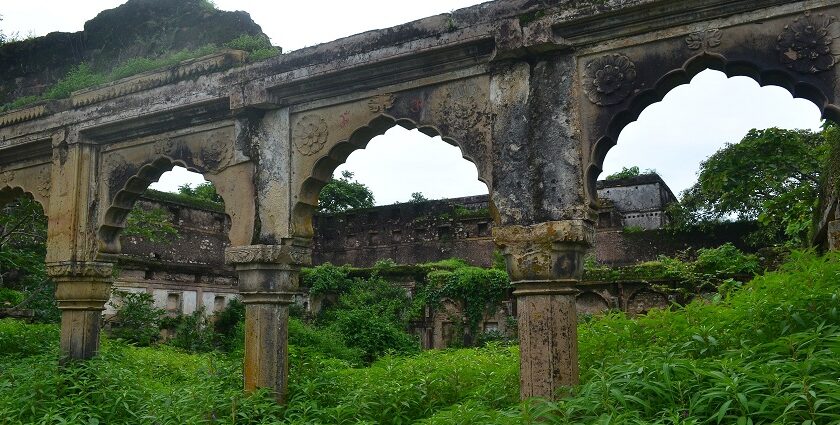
[46,261,113,361]
[225,241,310,403]
[494,220,594,400]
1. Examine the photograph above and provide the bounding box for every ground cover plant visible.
[0,250,838,424]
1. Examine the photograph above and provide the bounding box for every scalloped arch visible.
[586,52,840,203]
[0,185,49,215]
[292,113,491,238]
[97,156,221,254]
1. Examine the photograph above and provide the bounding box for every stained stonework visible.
[1,0,838,403]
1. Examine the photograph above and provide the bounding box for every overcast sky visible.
[1,1,823,203]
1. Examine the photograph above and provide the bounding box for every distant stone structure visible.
[4,0,836,401]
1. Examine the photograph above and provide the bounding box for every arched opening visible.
[586,58,834,312]
[303,120,492,268]
[0,188,53,322]
[100,164,238,326]
[293,115,492,239]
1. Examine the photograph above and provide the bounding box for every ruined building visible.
[3,0,839,402]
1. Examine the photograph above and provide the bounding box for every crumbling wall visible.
[0,0,265,104]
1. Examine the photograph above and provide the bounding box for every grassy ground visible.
[1,251,838,424]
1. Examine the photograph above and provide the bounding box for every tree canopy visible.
[672,126,832,246]
[317,171,375,213]
[177,182,223,204]
[605,166,656,180]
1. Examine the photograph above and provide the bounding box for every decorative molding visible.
[0,104,47,128]
[368,94,395,113]
[582,53,637,106]
[225,244,311,266]
[685,29,722,50]
[46,261,114,279]
[777,12,840,74]
[293,114,329,156]
[71,50,247,107]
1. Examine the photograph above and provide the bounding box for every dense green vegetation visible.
[1,250,838,423]
[672,126,835,247]
[317,171,376,213]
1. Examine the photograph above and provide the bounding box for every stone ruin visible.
[2,0,840,402]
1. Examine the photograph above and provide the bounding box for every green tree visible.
[177,182,223,204]
[318,171,375,213]
[673,127,829,246]
[408,192,428,203]
[605,166,657,180]
[123,207,178,242]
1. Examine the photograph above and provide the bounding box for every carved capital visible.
[47,261,114,311]
[46,261,114,280]
[225,242,311,267]
[493,220,594,284]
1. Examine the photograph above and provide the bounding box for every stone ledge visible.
[71,49,247,108]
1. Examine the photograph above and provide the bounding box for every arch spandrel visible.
[576,5,840,205]
[96,123,256,254]
[0,164,52,212]
[289,76,493,238]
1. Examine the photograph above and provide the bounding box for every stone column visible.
[225,240,310,403]
[494,220,594,400]
[46,261,113,361]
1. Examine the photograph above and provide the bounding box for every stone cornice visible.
[0,104,48,128]
[552,0,798,46]
[71,50,246,108]
[493,220,595,247]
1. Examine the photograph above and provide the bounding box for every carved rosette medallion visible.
[293,115,329,156]
[0,170,14,188]
[686,29,722,50]
[582,53,637,106]
[777,12,840,74]
[368,94,395,113]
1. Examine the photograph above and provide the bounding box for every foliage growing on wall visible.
[414,266,512,343]
[317,171,375,213]
[122,207,179,242]
[0,31,282,112]
[584,243,762,295]
[605,166,657,180]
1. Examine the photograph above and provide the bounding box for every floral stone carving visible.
[582,53,637,106]
[293,115,329,156]
[686,29,722,50]
[777,12,840,74]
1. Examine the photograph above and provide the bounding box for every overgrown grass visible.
[1,251,838,424]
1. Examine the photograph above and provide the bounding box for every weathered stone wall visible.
[0,0,265,104]
[109,193,237,315]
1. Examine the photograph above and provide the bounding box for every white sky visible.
[1,1,824,203]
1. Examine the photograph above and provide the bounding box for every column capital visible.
[224,239,311,268]
[46,261,113,311]
[493,220,594,283]
[45,261,114,281]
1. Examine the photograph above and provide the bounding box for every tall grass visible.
[0,251,838,424]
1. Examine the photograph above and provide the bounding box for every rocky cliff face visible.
[0,0,266,104]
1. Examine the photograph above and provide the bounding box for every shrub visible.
[169,306,215,353]
[0,288,24,307]
[108,292,163,346]
[213,298,244,351]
